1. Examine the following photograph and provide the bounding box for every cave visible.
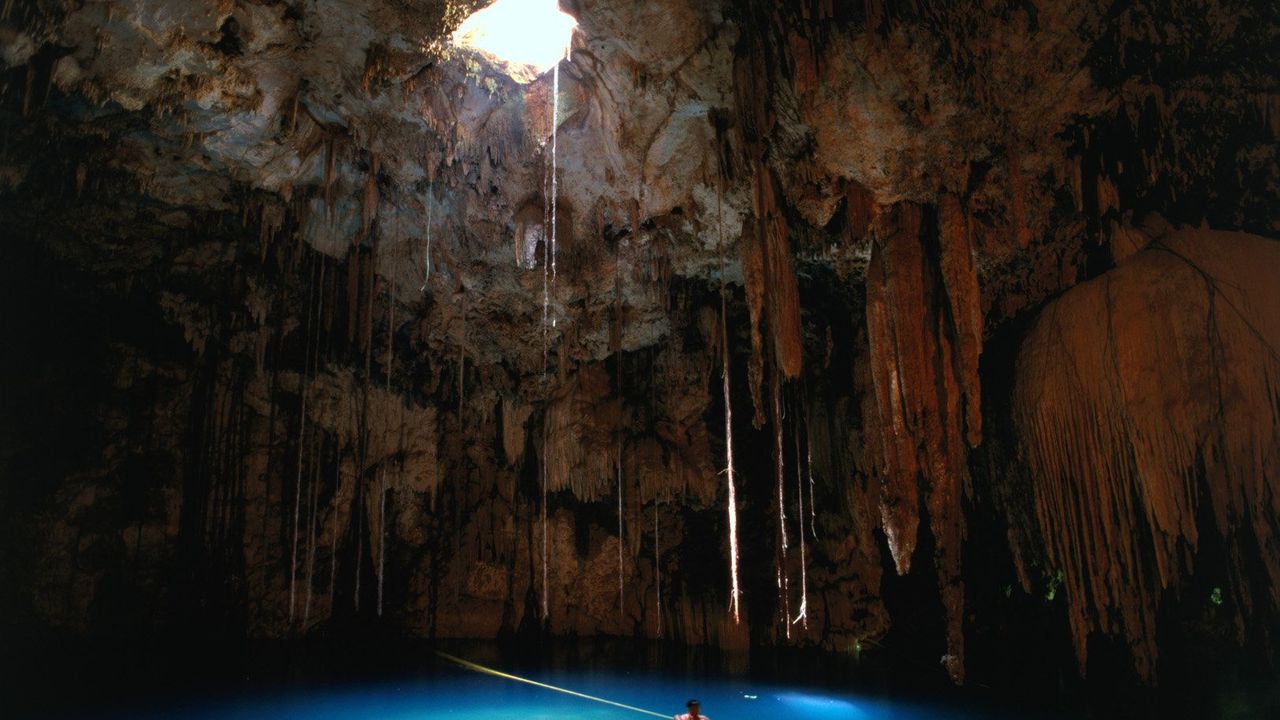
[2,0,1278,718]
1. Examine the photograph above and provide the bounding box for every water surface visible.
[100,665,1006,720]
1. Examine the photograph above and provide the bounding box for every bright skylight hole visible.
[452,0,577,80]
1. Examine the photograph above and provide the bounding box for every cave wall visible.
[1,0,1278,685]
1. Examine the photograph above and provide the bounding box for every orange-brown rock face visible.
[865,200,982,682]
[865,204,929,575]
[1014,228,1280,680]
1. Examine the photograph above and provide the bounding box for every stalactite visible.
[733,13,805,429]
[501,397,531,467]
[757,170,804,380]
[865,205,924,574]
[740,224,767,427]
[737,168,804,423]
[544,366,618,500]
[864,201,975,682]
[939,194,983,446]
[1013,228,1280,680]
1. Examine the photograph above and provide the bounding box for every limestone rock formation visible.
[1013,228,1280,680]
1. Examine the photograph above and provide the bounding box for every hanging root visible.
[717,175,742,624]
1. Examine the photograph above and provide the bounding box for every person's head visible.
[686,699,701,716]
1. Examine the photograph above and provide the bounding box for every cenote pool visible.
[14,637,1043,720]
[16,637,1274,720]
[91,664,1009,720]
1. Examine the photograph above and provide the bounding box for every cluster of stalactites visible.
[731,11,806,428]
[1013,228,1280,681]
[538,362,719,506]
[542,365,621,501]
[501,396,533,467]
[738,166,806,429]
[863,197,984,683]
[303,369,439,493]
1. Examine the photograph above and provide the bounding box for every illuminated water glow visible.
[87,664,1015,720]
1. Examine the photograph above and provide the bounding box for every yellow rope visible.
[435,651,670,718]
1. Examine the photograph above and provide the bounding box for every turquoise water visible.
[103,665,1004,720]
[15,636,1277,719]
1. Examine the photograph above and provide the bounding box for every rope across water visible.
[435,651,670,718]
